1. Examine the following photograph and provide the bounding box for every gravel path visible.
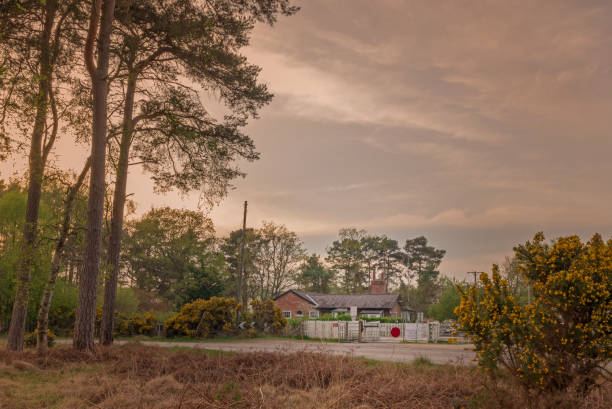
[56,338,476,365]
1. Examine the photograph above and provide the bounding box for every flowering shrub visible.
[117,312,157,336]
[456,233,611,400]
[165,297,240,338]
[24,329,55,348]
[249,298,287,333]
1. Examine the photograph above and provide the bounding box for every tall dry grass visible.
[0,344,609,408]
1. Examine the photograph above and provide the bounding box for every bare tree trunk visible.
[36,158,90,353]
[73,0,115,352]
[7,0,57,351]
[100,75,135,346]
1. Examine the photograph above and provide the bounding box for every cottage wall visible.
[274,292,315,319]
[390,303,403,318]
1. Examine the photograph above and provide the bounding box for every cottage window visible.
[296,310,303,317]
[309,310,319,319]
[283,311,291,318]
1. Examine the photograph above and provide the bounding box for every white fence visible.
[302,320,340,339]
[301,320,440,342]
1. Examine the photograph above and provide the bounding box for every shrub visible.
[48,280,78,335]
[24,329,55,348]
[312,313,404,323]
[287,318,302,329]
[165,297,240,338]
[117,312,158,336]
[427,280,461,321]
[456,233,612,401]
[249,298,287,333]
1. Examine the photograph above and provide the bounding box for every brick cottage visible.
[274,277,415,320]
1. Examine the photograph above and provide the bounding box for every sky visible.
[2,0,612,279]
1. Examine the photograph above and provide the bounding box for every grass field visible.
[0,344,609,408]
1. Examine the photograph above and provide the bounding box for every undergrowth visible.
[0,345,609,408]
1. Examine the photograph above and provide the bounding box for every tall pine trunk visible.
[100,75,135,345]
[36,158,90,353]
[73,0,115,351]
[6,0,57,351]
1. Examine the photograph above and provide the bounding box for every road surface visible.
[57,338,476,365]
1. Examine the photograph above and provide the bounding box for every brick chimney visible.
[369,273,387,295]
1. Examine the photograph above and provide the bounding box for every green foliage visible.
[411,356,434,366]
[220,228,258,301]
[360,316,402,323]
[48,280,78,335]
[115,287,140,317]
[456,233,612,398]
[0,181,66,331]
[173,253,225,307]
[165,297,240,338]
[399,237,447,314]
[361,235,403,287]
[325,230,444,295]
[286,318,302,329]
[427,278,461,321]
[326,228,368,293]
[249,298,287,333]
[122,207,223,308]
[315,313,352,321]
[24,329,55,348]
[312,313,402,323]
[402,236,445,284]
[296,254,334,293]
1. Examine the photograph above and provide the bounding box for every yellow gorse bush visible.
[455,233,611,397]
[165,297,241,337]
[249,298,287,332]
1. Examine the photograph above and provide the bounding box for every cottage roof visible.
[309,293,400,309]
[275,289,416,311]
[281,290,400,310]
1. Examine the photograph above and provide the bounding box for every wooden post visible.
[237,201,247,305]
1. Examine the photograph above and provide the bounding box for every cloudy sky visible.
[3,0,612,278]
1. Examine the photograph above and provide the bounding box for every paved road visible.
[57,339,476,365]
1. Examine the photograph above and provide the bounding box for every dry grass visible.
[0,344,609,409]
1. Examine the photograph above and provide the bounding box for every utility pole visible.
[468,271,478,287]
[468,271,479,303]
[237,201,247,305]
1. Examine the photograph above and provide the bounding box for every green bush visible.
[311,313,403,323]
[24,329,55,348]
[48,280,78,335]
[316,313,352,321]
[427,281,461,321]
[287,318,302,329]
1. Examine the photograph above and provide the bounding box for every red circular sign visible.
[390,327,401,338]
